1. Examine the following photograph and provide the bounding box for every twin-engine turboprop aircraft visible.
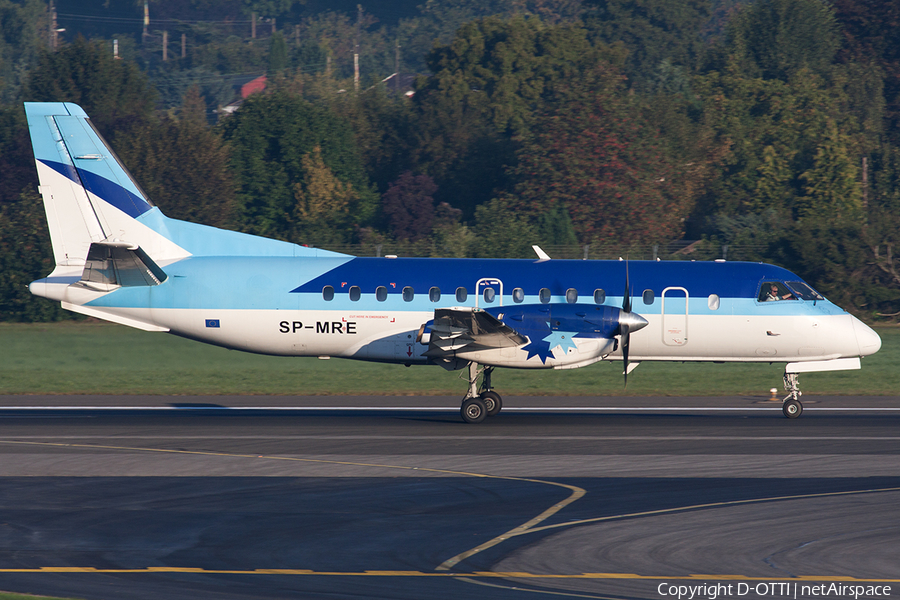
[24,102,882,422]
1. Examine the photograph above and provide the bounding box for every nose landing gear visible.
[782,372,803,419]
[459,362,502,423]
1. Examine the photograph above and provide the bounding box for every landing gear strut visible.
[782,372,803,419]
[459,362,502,423]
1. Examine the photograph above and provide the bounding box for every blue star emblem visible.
[521,321,580,364]
[543,330,579,355]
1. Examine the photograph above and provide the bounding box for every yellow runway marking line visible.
[4,441,898,577]
[0,439,585,572]
[1,568,899,583]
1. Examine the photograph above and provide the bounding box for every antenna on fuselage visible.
[532,245,551,261]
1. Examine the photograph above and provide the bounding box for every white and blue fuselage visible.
[23,102,881,421]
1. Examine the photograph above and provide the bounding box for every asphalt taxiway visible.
[0,394,898,600]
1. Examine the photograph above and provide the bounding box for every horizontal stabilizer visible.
[78,242,167,291]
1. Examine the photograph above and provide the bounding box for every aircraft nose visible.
[852,317,882,356]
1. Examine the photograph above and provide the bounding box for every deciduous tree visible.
[724,0,840,82]
[292,146,358,246]
[26,37,156,139]
[115,117,239,229]
[382,172,438,242]
[221,92,377,240]
[501,65,690,245]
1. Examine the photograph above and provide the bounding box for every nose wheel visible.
[782,397,802,419]
[782,372,803,419]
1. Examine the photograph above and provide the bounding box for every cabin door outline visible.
[475,278,504,308]
[661,286,689,346]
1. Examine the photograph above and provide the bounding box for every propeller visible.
[618,259,648,386]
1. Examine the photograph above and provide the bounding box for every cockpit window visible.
[785,281,824,301]
[759,281,797,302]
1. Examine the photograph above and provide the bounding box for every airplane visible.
[23,102,882,423]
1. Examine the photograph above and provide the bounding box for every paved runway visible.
[0,395,898,600]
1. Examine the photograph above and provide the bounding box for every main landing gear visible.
[782,372,803,419]
[460,362,502,424]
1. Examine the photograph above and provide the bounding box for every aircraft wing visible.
[422,308,528,358]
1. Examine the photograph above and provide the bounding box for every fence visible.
[315,240,772,262]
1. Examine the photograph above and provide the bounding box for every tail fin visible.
[25,102,340,266]
[25,102,191,267]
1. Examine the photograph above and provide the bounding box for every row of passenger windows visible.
[322,285,610,304]
[321,285,723,310]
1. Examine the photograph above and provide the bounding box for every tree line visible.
[0,0,898,322]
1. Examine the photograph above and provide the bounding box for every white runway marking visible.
[2,405,900,412]
[2,435,900,441]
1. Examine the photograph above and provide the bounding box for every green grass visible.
[0,322,897,396]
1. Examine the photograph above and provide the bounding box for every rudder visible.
[24,102,188,267]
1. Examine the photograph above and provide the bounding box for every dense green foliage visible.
[220,92,377,244]
[0,0,898,323]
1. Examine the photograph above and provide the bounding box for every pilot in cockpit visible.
[763,283,795,301]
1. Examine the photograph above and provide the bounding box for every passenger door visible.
[661,286,689,346]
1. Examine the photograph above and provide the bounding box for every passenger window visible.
[512,288,525,303]
[483,287,495,303]
[322,285,334,301]
[349,286,361,301]
[539,288,551,304]
[708,294,720,310]
[566,288,578,304]
[429,287,441,302]
[402,286,414,302]
[642,289,654,305]
[594,289,606,304]
[456,287,467,302]
[375,286,387,302]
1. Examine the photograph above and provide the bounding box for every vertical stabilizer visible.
[24,102,189,266]
[25,102,347,271]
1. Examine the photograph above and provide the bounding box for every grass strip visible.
[0,322,897,396]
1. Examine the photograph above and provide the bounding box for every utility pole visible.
[394,36,400,93]
[48,0,54,50]
[142,0,149,45]
[862,156,869,225]
[354,4,362,92]
[181,33,186,59]
[271,18,276,35]
[48,1,62,51]
[162,30,168,61]
[251,12,256,39]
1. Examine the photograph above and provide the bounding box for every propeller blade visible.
[622,258,632,384]
[617,259,648,387]
[622,260,632,314]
